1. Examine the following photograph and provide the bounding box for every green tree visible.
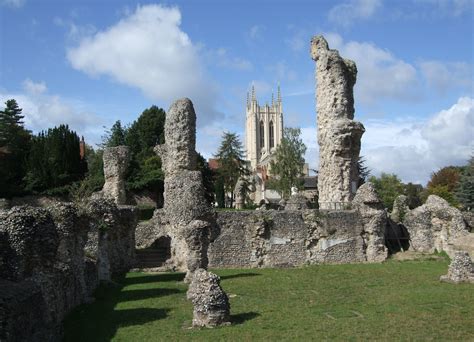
[125,106,166,191]
[102,120,127,147]
[357,156,371,188]
[25,124,85,194]
[0,99,31,198]
[268,127,307,199]
[214,132,249,207]
[369,173,404,211]
[423,166,462,206]
[70,145,104,200]
[197,153,216,206]
[403,182,423,209]
[455,157,474,210]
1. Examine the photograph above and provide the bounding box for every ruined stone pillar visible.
[102,146,129,205]
[154,98,215,279]
[311,35,365,209]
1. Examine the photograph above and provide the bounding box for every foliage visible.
[214,177,225,208]
[24,124,86,194]
[102,120,126,147]
[64,259,474,341]
[357,156,371,188]
[70,146,104,201]
[369,173,404,211]
[0,99,31,198]
[403,182,423,209]
[214,132,249,207]
[125,106,166,191]
[422,166,463,207]
[455,156,474,210]
[197,153,216,206]
[268,127,307,199]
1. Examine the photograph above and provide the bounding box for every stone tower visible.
[311,35,365,209]
[245,85,284,170]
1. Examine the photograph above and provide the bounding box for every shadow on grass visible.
[118,287,183,302]
[231,312,260,325]
[122,272,186,285]
[220,272,261,280]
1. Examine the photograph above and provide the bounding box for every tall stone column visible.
[154,98,215,280]
[311,35,365,210]
[102,146,130,205]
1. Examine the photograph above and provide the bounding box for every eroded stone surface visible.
[186,268,230,327]
[391,195,410,224]
[311,35,364,209]
[440,251,474,284]
[353,183,388,262]
[153,98,215,278]
[0,200,137,341]
[403,195,469,255]
[285,193,310,210]
[102,146,130,204]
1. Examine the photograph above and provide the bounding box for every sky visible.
[0,0,473,185]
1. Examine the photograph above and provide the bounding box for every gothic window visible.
[269,121,274,149]
[259,121,265,148]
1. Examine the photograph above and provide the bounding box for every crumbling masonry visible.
[311,35,365,210]
[153,98,217,279]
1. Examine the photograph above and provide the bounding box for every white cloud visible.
[362,97,474,184]
[325,33,420,105]
[415,0,473,16]
[419,60,472,93]
[67,4,220,126]
[22,78,47,95]
[212,48,253,71]
[0,84,104,145]
[248,25,265,41]
[1,0,25,8]
[328,0,382,26]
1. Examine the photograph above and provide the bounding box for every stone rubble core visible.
[284,193,310,210]
[186,268,231,327]
[390,195,410,224]
[137,183,388,267]
[101,146,130,204]
[153,98,217,280]
[402,195,469,256]
[310,35,365,210]
[0,198,137,341]
[440,251,474,284]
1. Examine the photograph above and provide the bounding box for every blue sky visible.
[1,0,473,184]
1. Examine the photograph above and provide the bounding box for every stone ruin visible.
[152,98,217,281]
[311,35,365,210]
[400,195,469,256]
[0,198,137,341]
[440,251,474,284]
[101,146,130,204]
[186,268,231,327]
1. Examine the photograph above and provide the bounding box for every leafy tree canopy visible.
[369,173,404,211]
[268,127,307,199]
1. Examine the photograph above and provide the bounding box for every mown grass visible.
[63,258,474,341]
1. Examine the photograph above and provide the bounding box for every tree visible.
[125,106,166,191]
[403,182,423,209]
[102,120,126,147]
[455,157,474,210]
[25,124,85,194]
[357,156,371,188]
[369,173,404,211]
[70,145,104,201]
[268,127,307,199]
[423,166,462,206]
[214,132,249,207]
[0,99,31,198]
[197,153,216,206]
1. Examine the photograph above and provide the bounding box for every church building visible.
[245,85,284,203]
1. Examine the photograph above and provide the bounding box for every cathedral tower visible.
[245,85,284,171]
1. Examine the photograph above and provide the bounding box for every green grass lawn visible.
[63,257,474,341]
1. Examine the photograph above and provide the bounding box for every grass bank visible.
[64,257,474,341]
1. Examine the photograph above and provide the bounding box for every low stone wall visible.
[0,199,137,342]
[208,209,379,268]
